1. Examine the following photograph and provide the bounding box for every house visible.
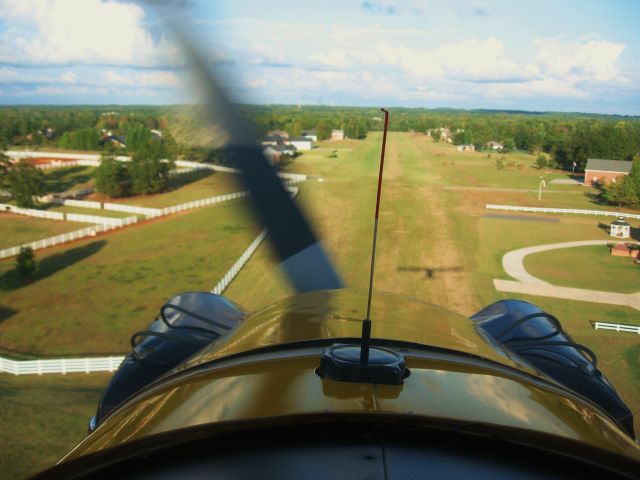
[584,159,632,185]
[610,218,631,239]
[427,127,451,142]
[266,130,289,139]
[331,129,344,141]
[302,130,317,142]
[456,144,475,152]
[289,137,313,151]
[486,141,503,151]
[261,135,284,147]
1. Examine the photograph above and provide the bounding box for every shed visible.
[610,218,631,239]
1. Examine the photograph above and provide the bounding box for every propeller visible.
[171,28,343,293]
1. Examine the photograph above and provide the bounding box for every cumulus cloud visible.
[363,37,537,83]
[308,50,351,69]
[104,69,181,88]
[0,0,178,67]
[534,35,626,83]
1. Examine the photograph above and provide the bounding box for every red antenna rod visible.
[361,108,389,365]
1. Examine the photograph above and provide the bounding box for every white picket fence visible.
[0,203,65,220]
[0,219,137,260]
[103,202,162,217]
[0,355,125,375]
[0,185,302,374]
[34,159,100,169]
[593,322,640,334]
[7,151,308,183]
[55,198,101,209]
[486,204,640,220]
[210,186,299,295]
[66,213,138,226]
[160,191,249,216]
[211,229,268,295]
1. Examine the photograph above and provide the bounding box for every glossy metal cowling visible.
[470,299,635,438]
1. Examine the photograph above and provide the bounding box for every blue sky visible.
[0,0,638,114]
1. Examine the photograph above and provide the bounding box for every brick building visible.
[584,159,632,185]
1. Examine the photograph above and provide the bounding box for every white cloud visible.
[308,50,351,69]
[0,0,178,67]
[534,35,626,83]
[247,45,288,66]
[104,69,181,88]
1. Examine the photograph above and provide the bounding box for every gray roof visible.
[612,218,631,226]
[585,159,632,173]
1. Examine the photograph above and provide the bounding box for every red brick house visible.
[584,159,632,185]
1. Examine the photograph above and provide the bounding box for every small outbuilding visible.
[610,218,631,239]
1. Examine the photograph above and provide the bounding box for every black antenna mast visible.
[361,108,389,365]
[317,108,407,385]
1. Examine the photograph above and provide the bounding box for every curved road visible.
[495,239,640,311]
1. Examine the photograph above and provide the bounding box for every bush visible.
[16,246,37,276]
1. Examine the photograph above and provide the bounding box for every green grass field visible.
[0,213,91,250]
[0,373,110,479]
[525,245,639,293]
[1,133,639,476]
[227,132,639,433]
[89,170,242,208]
[0,199,261,356]
[44,166,95,193]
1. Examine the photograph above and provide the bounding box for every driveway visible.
[495,239,640,310]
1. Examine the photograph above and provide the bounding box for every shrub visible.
[16,246,37,276]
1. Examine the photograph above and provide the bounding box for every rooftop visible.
[585,159,632,173]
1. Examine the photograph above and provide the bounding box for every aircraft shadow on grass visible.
[397,266,462,279]
[0,305,17,324]
[0,240,106,292]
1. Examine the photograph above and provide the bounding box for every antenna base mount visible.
[317,343,408,385]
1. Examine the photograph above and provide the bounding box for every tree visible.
[7,160,47,207]
[535,154,548,169]
[0,143,10,189]
[431,129,441,142]
[95,154,130,197]
[16,246,37,277]
[604,179,637,207]
[129,142,173,194]
[463,129,474,145]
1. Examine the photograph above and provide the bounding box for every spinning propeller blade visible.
[172,29,343,293]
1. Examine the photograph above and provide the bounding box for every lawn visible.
[0,373,110,479]
[0,199,261,356]
[43,166,96,193]
[524,245,639,293]
[226,132,639,434]
[0,213,91,250]
[87,170,242,208]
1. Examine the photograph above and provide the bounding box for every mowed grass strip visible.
[229,132,639,434]
[0,213,92,250]
[89,170,242,208]
[524,245,640,293]
[0,199,260,356]
[0,373,110,479]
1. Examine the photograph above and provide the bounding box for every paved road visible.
[496,239,640,310]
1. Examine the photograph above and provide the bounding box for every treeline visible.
[2,105,640,172]
[241,105,640,171]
